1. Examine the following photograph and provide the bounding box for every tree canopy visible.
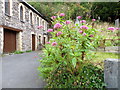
[29,2,120,22]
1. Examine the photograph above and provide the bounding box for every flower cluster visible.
[79,30,83,34]
[51,16,56,20]
[92,19,96,22]
[47,29,53,32]
[37,25,43,29]
[46,42,50,44]
[77,16,82,19]
[59,13,65,16]
[107,27,115,31]
[39,13,117,48]
[80,20,86,23]
[65,20,71,24]
[80,25,88,30]
[52,42,57,46]
[56,31,62,36]
[54,23,62,29]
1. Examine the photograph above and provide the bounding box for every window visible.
[42,20,44,30]
[20,6,23,21]
[39,36,41,44]
[5,0,10,15]
[40,18,42,25]
[37,17,39,26]
[43,37,45,45]
[30,12,33,24]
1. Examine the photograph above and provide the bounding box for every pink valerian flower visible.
[56,31,62,36]
[65,20,71,24]
[79,30,83,34]
[54,23,62,29]
[80,20,86,23]
[52,42,57,46]
[51,16,56,20]
[92,19,96,22]
[116,28,120,30]
[80,25,88,30]
[59,13,65,16]
[108,27,115,31]
[83,33,87,36]
[47,29,53,32]
[37,25,43,29]
[46,42,50,44]
[89,35,94,37]
[77,16,82,19]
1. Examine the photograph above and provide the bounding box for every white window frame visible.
[42,20,45,30]
[19,3,25,22]
[36,16,39,26]
[4,0,13,16]
[29,10,34,25]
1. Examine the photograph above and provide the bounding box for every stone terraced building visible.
[0,0,51,54]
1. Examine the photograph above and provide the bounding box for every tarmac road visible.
[1,51,45,88]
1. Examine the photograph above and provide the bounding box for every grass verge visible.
[91,51,119,69]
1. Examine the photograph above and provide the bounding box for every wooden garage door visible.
[32,34,35,51]
[3,29,16,53]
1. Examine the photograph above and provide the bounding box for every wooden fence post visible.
[103,39,106,51]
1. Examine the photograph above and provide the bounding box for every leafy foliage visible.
[38,14,106,88]
[44,64,105,88]
[29,2,120,22]
[91,2,120,22]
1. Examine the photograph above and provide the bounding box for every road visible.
[1,51,46,88]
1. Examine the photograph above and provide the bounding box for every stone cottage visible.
[0,0,51,54]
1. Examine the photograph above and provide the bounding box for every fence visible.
[98,39,120,51]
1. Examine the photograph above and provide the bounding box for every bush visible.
[38,13,105,88]
[45,64,105,88]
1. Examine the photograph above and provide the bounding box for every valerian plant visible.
[38,13,106,88]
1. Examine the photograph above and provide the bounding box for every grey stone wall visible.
[0,0,48,53]
[104,58,120,89]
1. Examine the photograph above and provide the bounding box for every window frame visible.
[36,16,39,26]
[30,12,33,25]
[42,20,45,31]
[19,3,25,22]
[5,0,10,16]
[20,5,24,21]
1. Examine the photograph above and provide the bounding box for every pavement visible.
[1,51,46,88]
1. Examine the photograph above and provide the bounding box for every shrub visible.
[45,64,105,88]
[38,13,106,88]
[14,51,24,54]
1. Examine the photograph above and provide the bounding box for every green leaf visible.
[72,58,77,68]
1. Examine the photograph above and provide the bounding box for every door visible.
[32,34,35,51]
[43,37,45,45]
[3,29,16,53]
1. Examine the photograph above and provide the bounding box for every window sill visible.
[5,13,11,17]
[20,20,25,23]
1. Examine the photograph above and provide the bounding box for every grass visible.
[0,50,33,57]
[14,51,25,54]
[14,50,32,54]
[91,51,119,69]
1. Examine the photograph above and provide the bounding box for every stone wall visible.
[0,0,49,53]
[104,58,120,89]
